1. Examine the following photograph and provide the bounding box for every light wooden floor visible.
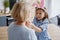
[48,24,60,40]
[0,24,60,40]
[0,26,8,40]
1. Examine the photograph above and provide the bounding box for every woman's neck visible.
[15,21,26,26]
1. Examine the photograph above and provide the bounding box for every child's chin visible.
[37,18,42,20]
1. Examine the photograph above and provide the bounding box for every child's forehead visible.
[37,9,44,12]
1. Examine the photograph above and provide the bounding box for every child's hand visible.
[25,21,35,29]
[25,21,32,28]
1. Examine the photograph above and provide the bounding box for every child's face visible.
[36,10,45,20]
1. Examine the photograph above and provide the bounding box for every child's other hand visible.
[25,21,31,28]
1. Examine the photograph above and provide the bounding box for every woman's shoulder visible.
[25,27,35,33]
[8,22,15,28]
[29,28,35,33]
[25,27,35,34]
[9,22,15,25]
[27,28,37,40]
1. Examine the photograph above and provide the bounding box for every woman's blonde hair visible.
[10,2,28,24]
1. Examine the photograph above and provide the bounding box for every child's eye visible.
[39,13,41,14]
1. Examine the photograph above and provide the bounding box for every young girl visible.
[26,8,51,40]
[8,2,37,40]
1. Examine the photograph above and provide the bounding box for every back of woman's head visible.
[10,2,28,24]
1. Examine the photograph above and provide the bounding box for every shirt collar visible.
[34,17,42,23]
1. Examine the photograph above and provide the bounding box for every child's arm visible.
[31,23,42,32]
[26,19,49,32]
[38,19,49,32]
[25,21,42,32]
[32,19,49,32]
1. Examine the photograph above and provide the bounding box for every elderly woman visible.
[8,2,37,40]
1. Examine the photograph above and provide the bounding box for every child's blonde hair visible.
[10,2,29,24]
